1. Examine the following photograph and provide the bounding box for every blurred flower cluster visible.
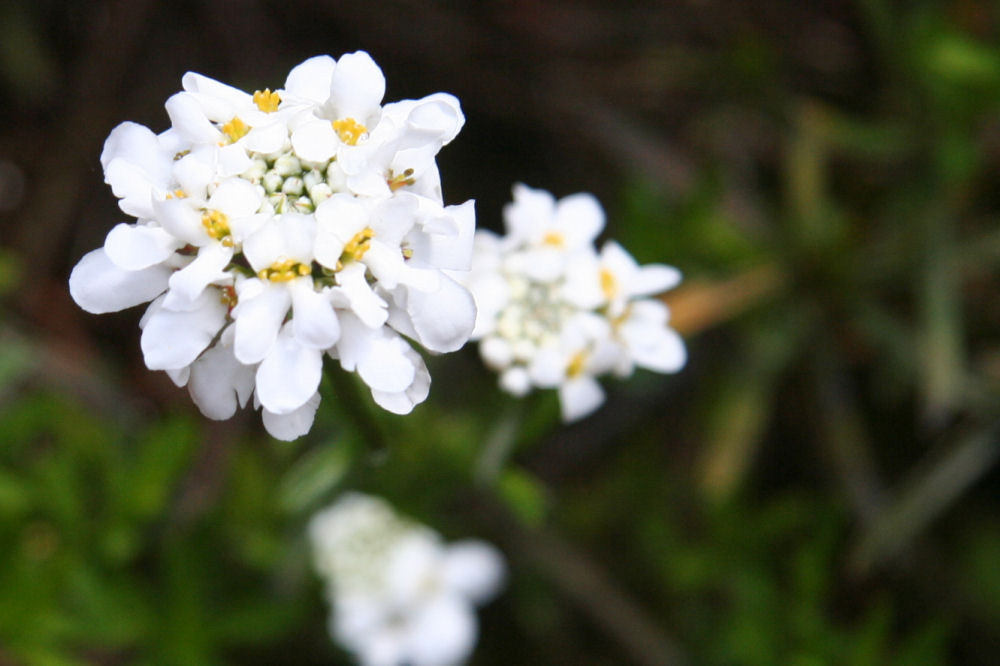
[68,52,476,440]
[309,493,504,666]
[459,184,686,421]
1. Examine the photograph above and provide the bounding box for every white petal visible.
[100,122,170,184]
[406,93,465,145]
[163,242,233,308]
[104,157,157,219]
[216,143,252,177]
[419,200,476,271]
[371,351,430,414]
[329,51,385,122]
[185,91,237,125]
[442,540,506,604]
[313,194,368,269]
[104,223,176,270]
[620,317,686,373]
[189,338,255,420]
[173,153,214,199]
[559,375,605,421]
[561,252,604,309]
[140,292,227,370]
[528,348,567,388]
[554,192,605,247]
[165,92,221,144]
[255,324,323,414]
[229,212,270,242]
[631,264,682,297]
[241,220,285,271]
[467,273,509,338]
[165,366,189,387]
[360,242,407,290]
[354,626,407,666]
[242,214,315,271]
[406,596,477,666]
[479,336,512,368]
[505,247,565,283]
[208,178,261,218]
[505,183,556,240]
[289,278,340,349]
[345,167,390,197]
[290,120,338,163]
[357,335,415,393]
[243,122,288,154]
[233,281,290,363]
[69,248,170,314]
[262,391,320,440]
[181,71,251,108]
[404,274,475,352]
[284,55,336,103]
[336,262,388,329]
[154,197,208,246]
[499,367,532,396]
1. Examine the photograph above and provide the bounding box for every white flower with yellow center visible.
[461,184,686,421]
[309,493,505,666]
[69,52,476,440]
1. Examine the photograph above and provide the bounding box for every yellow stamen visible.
[387,168,415,192]
[252,88,281,113]
[542,231,564,247]
[221,116,249,144]
[201,210,233,246]
[567,351,587,378]
[333,118,367,146]
[259,258,312,282]
[600,268,618,300]
[166,188,187,199]
[336,227,375,270]
[401,247,414,260]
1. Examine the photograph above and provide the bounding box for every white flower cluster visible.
[459,184,686,421]
[310,493,504,666]
[69,52,477,440]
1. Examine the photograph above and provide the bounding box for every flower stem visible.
[474,397,525,486]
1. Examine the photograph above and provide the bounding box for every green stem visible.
[473,397,525,486]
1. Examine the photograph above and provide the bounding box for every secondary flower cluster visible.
[69,52,476,439]
[459,184,686,421]
[310,493,504,666]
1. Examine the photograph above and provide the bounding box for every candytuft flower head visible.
[310,493,505,666]
[69,52,477,440]
[459,184,686,421]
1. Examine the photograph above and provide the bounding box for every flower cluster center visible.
[495,276,574,349]
[242,150,337,215]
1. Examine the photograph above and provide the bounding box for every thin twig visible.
[471,493,689,666]
[849,421,1000,574]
